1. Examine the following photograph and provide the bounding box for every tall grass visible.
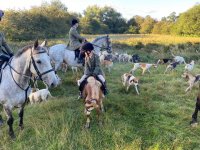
[0,34,200,149]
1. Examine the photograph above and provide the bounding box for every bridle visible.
[8,48,54,102]
[30,50,54,81]
[91,36,112,52]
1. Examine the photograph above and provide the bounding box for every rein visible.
[92,43,111,51]
[8,57,32,102]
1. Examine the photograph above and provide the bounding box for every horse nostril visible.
[51,83,55,87]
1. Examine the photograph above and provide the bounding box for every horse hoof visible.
[19,125,24,130]
[9,133,16,139]
[190,120,198,127]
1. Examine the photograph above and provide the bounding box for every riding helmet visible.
[71,19,78,26]
[81,42,94,52]
[0,10,4,21]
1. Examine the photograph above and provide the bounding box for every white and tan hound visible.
[130,63,157,75]
[185,60,195,72]
[164,62,179,74]
[101,59,113,73]
[121,73,139,95]
[182,72,200,92]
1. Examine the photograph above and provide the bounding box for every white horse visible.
[48,35,112,71]
[0,40,59,138]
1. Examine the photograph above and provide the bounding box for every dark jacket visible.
[0,32,13,55]
[84,53,104,76]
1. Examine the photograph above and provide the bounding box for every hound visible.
[172,53,186,64]
[101,60,113,73]
[29,88,54,105]
[164,62,179,74]
[157,58,173,64]
[71,66,78,74]
[185,60,195,72]
[121,73,139,95]
[130,63,157,75]
[182,72,200,92]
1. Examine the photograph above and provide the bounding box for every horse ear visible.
[34,39,39,49]
[41,40,47,47]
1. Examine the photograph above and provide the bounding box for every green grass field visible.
[1,34,200,150]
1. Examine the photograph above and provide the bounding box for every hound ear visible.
[41,40,47,47]
[34,39,39,49]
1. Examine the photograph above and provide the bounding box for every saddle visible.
[79,75,105,94]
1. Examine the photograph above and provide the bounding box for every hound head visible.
[129,77,139,86]
[191,60,195,64]
[182,72,189,80]
[153,64,158,68]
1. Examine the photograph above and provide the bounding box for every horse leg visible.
[100,99,105,112]
[191,96,200,125]
[0,105,3,126]
[96,106,103,126]
[84,108,91,128]
[18,104,25,130]
[4,107,15,138]
[190,103,199,124]
[0,115,3,126]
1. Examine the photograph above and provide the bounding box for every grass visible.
[1,34,200,149]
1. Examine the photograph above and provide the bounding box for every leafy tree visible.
[126,17,139,33]
[174,4,200,36]
[140,15,155,34]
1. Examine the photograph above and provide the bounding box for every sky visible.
[0,0,200,20]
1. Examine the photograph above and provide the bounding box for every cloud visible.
[145,10,157,14]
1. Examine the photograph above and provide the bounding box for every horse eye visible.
[37,60,42,64]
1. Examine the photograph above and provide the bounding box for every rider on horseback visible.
[68,19,86,64]
[0,10,14,66]
[78,42,108,98]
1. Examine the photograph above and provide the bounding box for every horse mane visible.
[92,35,108,43]
[15,45,33,57]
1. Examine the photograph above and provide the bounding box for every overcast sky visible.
[0,0,199,20]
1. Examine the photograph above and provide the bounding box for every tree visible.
[127,17,139,33]
[167,12,177,22]
[81,5,128,34]
[140,15,155,34]
[174,4,200,36]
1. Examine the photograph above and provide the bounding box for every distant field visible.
[1,34,200,149]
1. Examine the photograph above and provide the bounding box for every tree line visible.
[0,0,200,40]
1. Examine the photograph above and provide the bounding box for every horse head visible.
[30,40,59,88]
[92,35,112,56]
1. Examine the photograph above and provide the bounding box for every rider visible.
[78,42,108,97]
[0,10,14,65]
[68,19,86,64]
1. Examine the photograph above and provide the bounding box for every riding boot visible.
[78,79,87,99]
[102,81,108,95]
